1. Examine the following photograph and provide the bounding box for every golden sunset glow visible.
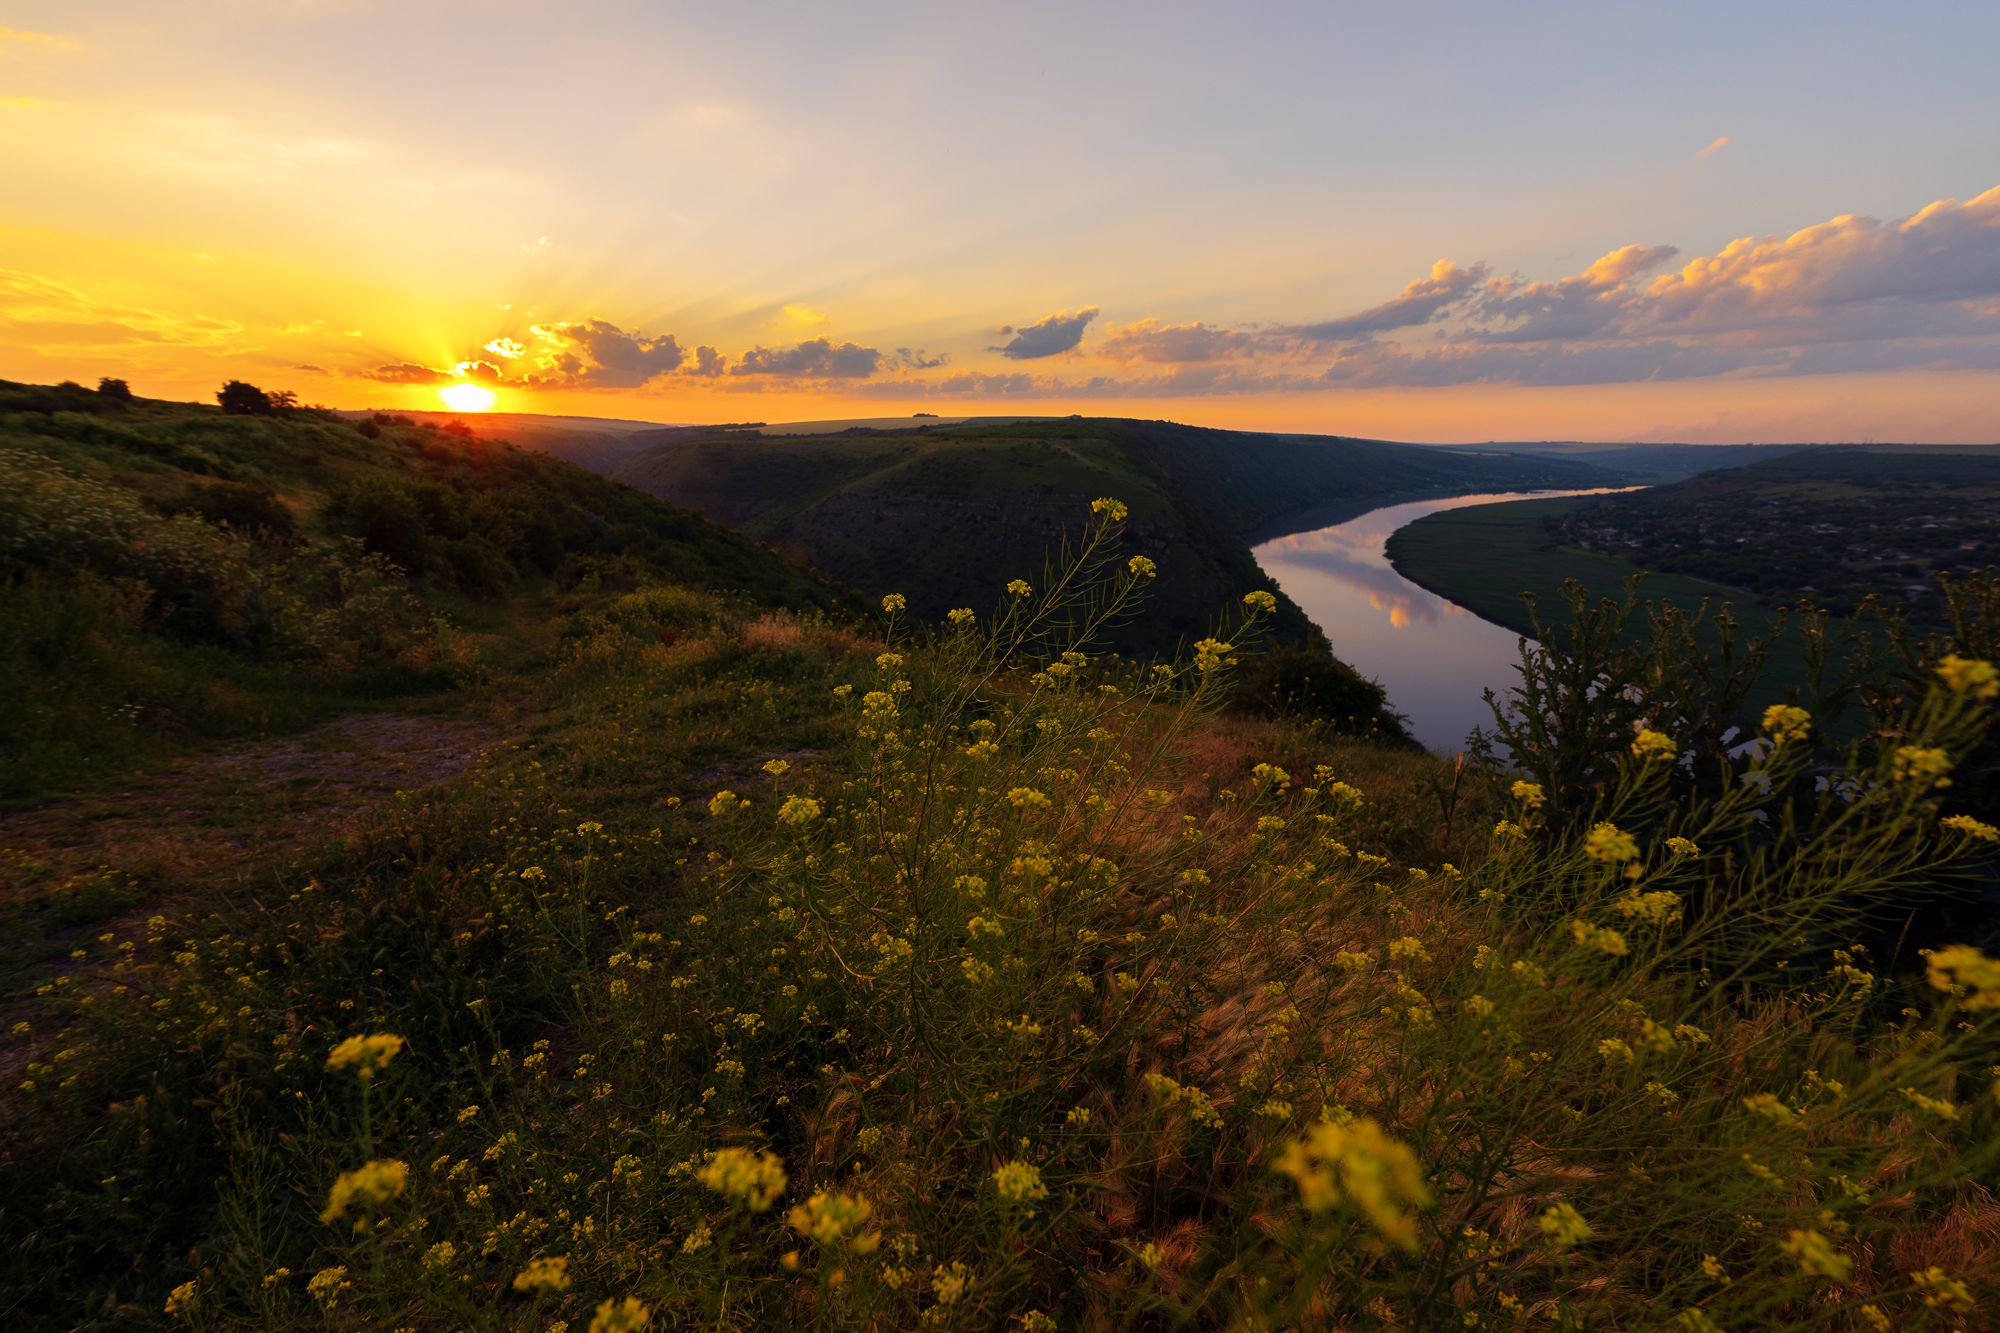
[437,381,497,413]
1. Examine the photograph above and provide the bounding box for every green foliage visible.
[5,503,1998,1329]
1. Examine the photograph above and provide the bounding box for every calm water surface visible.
[1253,490,1635,753]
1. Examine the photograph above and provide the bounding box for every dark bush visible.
[180,481,299,546]
[96,377,135,403]
[216,381,273,416]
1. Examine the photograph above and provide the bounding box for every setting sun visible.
[437,381,496,413]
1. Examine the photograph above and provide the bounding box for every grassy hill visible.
[3,465,1998,1328]
[0,379,849,802]
[612,418,1621,658]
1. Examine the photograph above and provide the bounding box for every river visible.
[1252,489,1635,753]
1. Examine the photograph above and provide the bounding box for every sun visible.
[437,381,497,413]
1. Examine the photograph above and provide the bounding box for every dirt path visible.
[0,708,505,934]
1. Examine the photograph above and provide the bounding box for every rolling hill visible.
[611,417,1622,657]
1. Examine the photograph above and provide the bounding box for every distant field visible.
[1386,496,1763,635]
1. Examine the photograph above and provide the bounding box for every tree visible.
[217,380,273,415]
[96,377,134,402]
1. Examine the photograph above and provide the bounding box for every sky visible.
[4,0,1999,442]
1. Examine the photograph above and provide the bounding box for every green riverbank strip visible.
[1384,495,1841,709]
[1384,495,1757,636]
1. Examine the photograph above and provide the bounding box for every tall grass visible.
[3,502,1996,1330]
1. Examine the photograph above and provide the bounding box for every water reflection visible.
[1252,489,1634,753]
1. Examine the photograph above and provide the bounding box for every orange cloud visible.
[1697,135,1731,161]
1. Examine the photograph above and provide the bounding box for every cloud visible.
[520,318,687,387]
[992,307,1098,359]
[358,362,454,385]
[890,347,948,370]
[1288,260,1488,342]
[782,303,829,325]
[731,337,882,377]
[1697,135,1731,161]
[0,269,247,352]
[1098,319,1264,363]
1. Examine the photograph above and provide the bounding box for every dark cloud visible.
[891,347,949,370]
[520,319,686,387]
[358,362,455,385]
[688,345,726,377]
[1287,261,1488,342]
[992,307,1098,359]
[731,337,883,377]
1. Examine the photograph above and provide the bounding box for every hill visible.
[612,418,1621,658]
[4,470,1998,1329]
[1495,442,1813,483]
[0,379,849,802]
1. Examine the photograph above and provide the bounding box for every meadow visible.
[4,474,1998,1329]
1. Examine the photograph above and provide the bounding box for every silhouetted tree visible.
[217,380,273,415]
[96,377,134,402]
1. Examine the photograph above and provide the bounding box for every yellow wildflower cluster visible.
[1007,787,1052,809]
[1665,836,1700,857]
[697,1147,788,1211]
[1583,822,1639,864]
[880,593,906,615]
[1631,728,1676,761]
[947,606,976,625]
[1243,590,1278,613]
[786,1190,880,1249]
[777,795,823,826]
[589,1296,651,1333]
[1778,1228,1851,1280]
[1935,654,1999,699]
[1510,780,1545,808]
[1006,579,1032,598]
[1761,704,1811,745]
[991,1160,1050,1207]
[319,1158,408,1223]
[1942,813,1999,841]
[1537,1202,1591,1249]
[1089,496,1129,521]
[1569,920,1630,957]
[1193,638,1235,672]
[1273,1117,1432,1252]
[325,1032,404,1078]
[1126,555,1157,579]
[1892,745,1952,789]
[1925,944,2000,1009]
[511,1255,571,1292]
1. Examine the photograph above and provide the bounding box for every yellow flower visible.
[708,789,744,817]
[1006,579,1033,598]
[1631,728,1676,761]
[1569,919,1629,957]
[1387,936,1430,964]
[1193,638,1235,672]
[991,1160,1049,1206]
[1943,813,2000,841]
[777,795,823,826]
[1926,943,2000,1008]
[1090,496,1129,521]
[947,606,976,626]
[422,1240,457,1270]
[1779,1228,1851,1280]
[589,1296,651,1333]
[1583,822,1639,863]
[1910,1266,1975,1313]
[1893,745,1952,789]
[512,1255,571,1292]
[325,1033,404,1078]
[1126,555,1157,579]
[787,1190,879,1248]
[1537,1202,1590,1249]
[1741,1093,1797,1126]
[1509,780,1545,809]
[165,1280,199,1316]
[1493,819,1527,840]
[880,593,907,615]
[1243,590,1278,613]
[1007,787,1052,809]
[1935,654,1999,700]
[1761,704,1812,745]
[932,1260,975,1304]
[697,1147,787,1211]
[305,1266,350,1308]
[1273,1117,1432,1252]
[1665,836,1700,857]
[320,1159,408,1223]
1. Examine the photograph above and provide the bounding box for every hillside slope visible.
[613,418,1619,656]
[0,380,849,800]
